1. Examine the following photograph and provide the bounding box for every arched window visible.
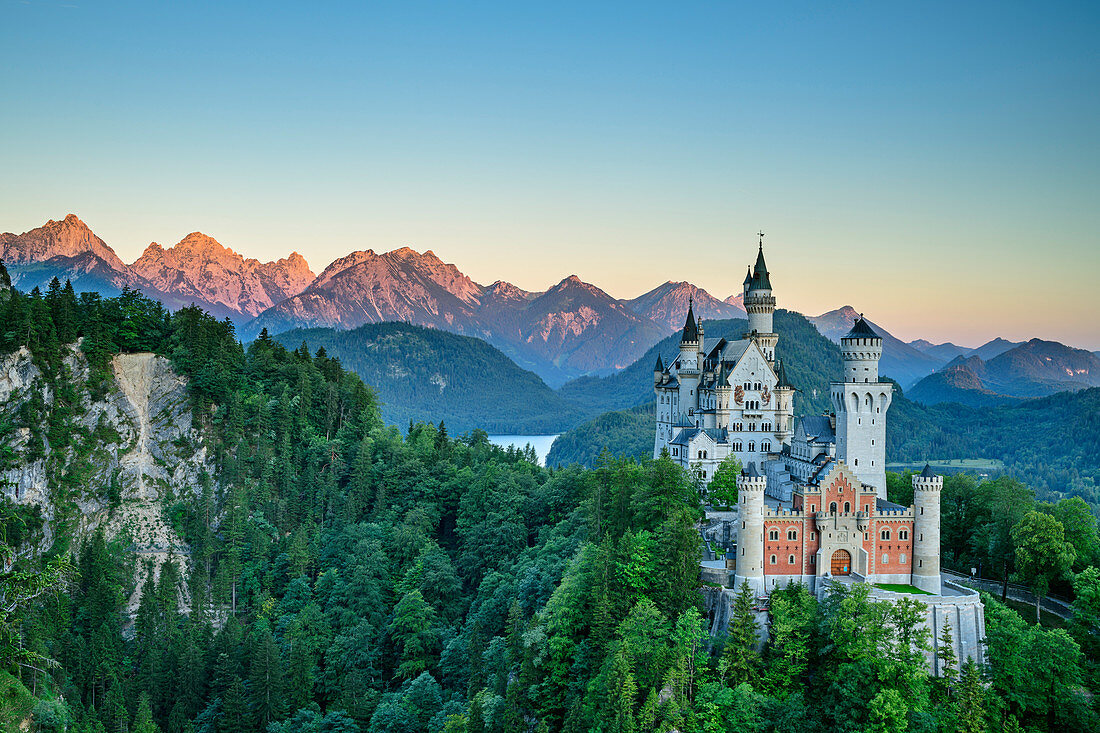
[899,530,909,540]
[880,529,891,540]
[769,529,779,540]
[769,555,777,565]
[829,502,837,513]
[748,442,755,452]
[787,529,798,540]
[882,553,889,564]
[788,554,796,564]
[843,501,851,513]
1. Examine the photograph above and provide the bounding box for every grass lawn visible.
[873,583,935,596]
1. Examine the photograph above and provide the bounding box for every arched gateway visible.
[830,549,851,576]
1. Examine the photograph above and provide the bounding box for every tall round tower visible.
[734,462,767,593]
[911,464,943,593]
[773,359,794,444]
[743,238,778,364]
[678,300,701,425]
[831,315,893,499]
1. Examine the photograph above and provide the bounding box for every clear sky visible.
[2,1,1098,349]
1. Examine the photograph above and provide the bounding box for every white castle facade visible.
[653,241,890,499]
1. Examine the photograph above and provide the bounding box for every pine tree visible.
[132,693,162,733]
[722,581,760,685]
[938,618,958,690]
[957,658,987,733]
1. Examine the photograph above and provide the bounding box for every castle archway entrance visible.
[831,549,851,576]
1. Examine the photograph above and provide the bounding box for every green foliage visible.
[546,404,654,468]
[3,280,1100,733]
[274,323,587,434]
[1012,511,1076,621]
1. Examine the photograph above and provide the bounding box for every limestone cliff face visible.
[131,232,315,318]
[0,346,211,612]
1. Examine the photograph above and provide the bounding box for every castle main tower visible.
[831,315,893,499]
[912,465,944,593]
[743,236,777,365]
[733,462,766,593]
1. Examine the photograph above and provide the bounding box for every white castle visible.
[668,237,986,671]
[654,237,891,499]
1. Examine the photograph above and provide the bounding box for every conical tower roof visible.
[681,301,699,343]
[749,243,772,290]
[654,353,664,372]
[843,314,879,340]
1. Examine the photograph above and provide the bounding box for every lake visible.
[487,435,560,466]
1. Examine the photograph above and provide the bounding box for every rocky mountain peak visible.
[0,213,127,271]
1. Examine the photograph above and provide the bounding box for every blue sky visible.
[2,1,1098,348]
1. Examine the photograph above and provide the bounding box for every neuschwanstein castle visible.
[657,239,986,669]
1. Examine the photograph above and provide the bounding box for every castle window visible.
[769,529,779,541]
[844,502,851,513]
[763,442,771,452]
[787,529,798,540]
[900,553,907,564]
[788,555,796,564]
[748,442,755,452]
[769,555,777,565]
[920,507,924,515]
[919,559,922,568]
[899,530,909,540]
[881,529,891,540]
[854,458,858,466]
[882,553,889,564]
[830,502,837,513]
[810,532,816,541]
[864,533,869,541]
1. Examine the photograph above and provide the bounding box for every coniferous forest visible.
[1,272,1099,732]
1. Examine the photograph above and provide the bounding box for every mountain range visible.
[907,339,1100,407]
[4,214,1093,392]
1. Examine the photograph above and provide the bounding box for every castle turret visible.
[678,300,701,425]
[653,353,664,386]
[734,462,766,593]
[831,315,893,499]
[911,464,943,593]
[716,361,732,428]
[773,359,794,444]
[743,236,778,364]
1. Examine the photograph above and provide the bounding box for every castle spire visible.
[680,300,698,343]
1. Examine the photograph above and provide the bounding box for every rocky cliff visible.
[0,346,211,614]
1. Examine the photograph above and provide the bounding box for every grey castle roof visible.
[798,415,835,444]
[743,266,752,287]
[775,359,795,389]
[654,353,664,371]
[741,461,761,478]
[670,427,728,446]
[844,315,879,340]
[876,497,907,512]
[681,303,699,342]
[920,463,936,478]
[749,245,772,290]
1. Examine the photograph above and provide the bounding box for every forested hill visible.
[272,322,586,434]
[2,271,1099,732]
[555,310,841,418]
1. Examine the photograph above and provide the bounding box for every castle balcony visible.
[856,511,869,531]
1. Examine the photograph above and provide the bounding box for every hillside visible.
[545,403,654,467]
[907,360,1022,407]
[272,322,587,434]
[887,387,1100,506]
